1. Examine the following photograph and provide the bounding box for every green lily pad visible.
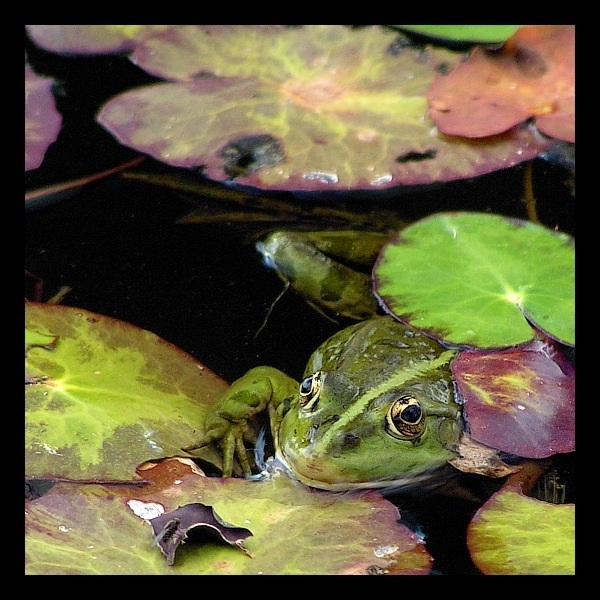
[96,25,548,192]
[373,212,574,348]
[25,302,227,481]
[394,25,521,44]
[25,458,432,574]
[467,483,575,574]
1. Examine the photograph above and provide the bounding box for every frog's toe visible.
[220,425,254,477]
[182,427,227,453]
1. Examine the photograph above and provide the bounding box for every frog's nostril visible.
[341,432,360,449]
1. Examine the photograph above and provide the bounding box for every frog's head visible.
[275,368,463,492]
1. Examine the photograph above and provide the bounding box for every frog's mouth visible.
[274,447,453,493]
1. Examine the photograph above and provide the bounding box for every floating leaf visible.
[452,339,575,458]
[150,502,253,566]
[394,25,521,44]
[427,26,574,143]
[373,212,574,348]
[25,63,62,171]
[467,483,574,574]
[25,327,58,354]
[25,303,227,481]
[97,25,549,193]
[26,25,171,55]
[26,458,432,574]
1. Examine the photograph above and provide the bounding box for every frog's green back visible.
[306,317,455,400]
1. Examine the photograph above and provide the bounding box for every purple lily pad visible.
[25,64,62,171]
[451,338,574,458]
[26,25,171,55]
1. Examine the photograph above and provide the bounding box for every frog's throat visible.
[274,446,455,492]
[317,349,457,452]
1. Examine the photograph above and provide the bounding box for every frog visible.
[183,229,516,493]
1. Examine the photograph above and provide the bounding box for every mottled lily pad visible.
[25,458,432,575]
[427,26,574,143]
[25,302,227,481]
[452,339,575,458]
[467,483,574,574]
[373,212,574,348]
[25,63,62,171]
[97,25,548,193]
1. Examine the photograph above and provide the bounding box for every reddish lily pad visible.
[26,25,171,55]
[25,458,432,575]
[467,483,574,574]
[25,63,62,171]
[451,339,575,458]
[25,302,227,481]
[97,25,549,193]
[427,25,574,143]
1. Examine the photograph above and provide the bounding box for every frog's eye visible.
[386,395,425,440]
[299,371,322,410]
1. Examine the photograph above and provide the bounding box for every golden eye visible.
[386,395,425,440]
[299,371,322,410]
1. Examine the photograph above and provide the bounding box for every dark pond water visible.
[25,35,575,575]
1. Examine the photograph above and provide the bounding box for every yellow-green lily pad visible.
[96,25,548,192]
[25,302,227,481]
[467,483,574,575]
[373,212,574,348]
[25,458,432,575]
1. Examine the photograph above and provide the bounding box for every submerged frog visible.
[184,230,513,492]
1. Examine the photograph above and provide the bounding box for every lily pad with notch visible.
[373,212,574,348]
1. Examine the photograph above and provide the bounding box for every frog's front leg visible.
[257,230,391,321]
[183,366,298,477]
